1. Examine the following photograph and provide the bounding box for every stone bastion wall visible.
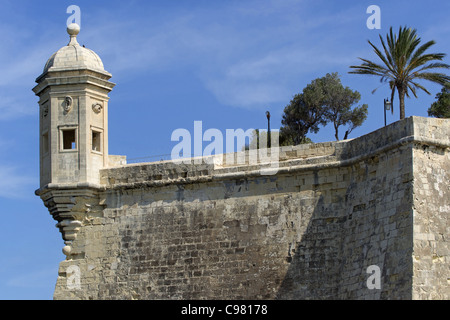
[39,116,449,299]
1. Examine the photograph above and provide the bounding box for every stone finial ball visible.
[62,245,72,256]
[67,23,80,36]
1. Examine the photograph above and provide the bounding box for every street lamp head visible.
[266,111,270,119]
[384,98,392,110]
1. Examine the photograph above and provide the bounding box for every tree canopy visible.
[279,73,368,145]
[349,26,450,119]
[428,84,450,118]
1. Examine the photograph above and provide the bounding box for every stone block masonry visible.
[38,116,449,300]
[411,118,449,299]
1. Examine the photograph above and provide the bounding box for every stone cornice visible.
[98,117,450,191]
[33,72,115,96]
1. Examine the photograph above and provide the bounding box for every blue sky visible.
[0,0,449,299]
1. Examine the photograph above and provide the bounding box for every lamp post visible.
[384,98,391,127]
[266,111,271,148]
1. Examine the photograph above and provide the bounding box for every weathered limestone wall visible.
[49,116,449,300]
[411,118,449,299]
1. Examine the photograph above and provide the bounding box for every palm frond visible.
[409,80,431,95]
[407,53,446,73]
[349,58,393,79]
[378,35,394,68]
[349,25,450,119]
[414,72,450,85]
[369,38,395,74]
[414,62,450,73]
[408,40,436,65]
[390,84,395,114]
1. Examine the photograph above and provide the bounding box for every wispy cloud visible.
[0,91,37,120]
[0,165,35,199]
[73,1,365,110]
[0,19,62,120]
[6,265,57,289]
[2,1,445,120]
[0,1,368,117]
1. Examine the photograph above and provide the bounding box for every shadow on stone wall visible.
[275,134,415,299]
[100,119,418,300]
[274,193,345,299]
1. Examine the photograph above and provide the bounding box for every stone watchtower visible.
[33,23,114,187]
[33,24,118,257]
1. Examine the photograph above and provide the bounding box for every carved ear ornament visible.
[92,102,103,114]
[42,105,49,118]
[63,96,73,113]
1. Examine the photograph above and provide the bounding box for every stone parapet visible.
[99,116,449,189]
[41,116,449,300]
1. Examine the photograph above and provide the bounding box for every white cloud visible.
[80,1,363,110]
[0,20,62,120]
[0,165,35,199]
[0,1,370,117]
[0,93,37,120]
[6,265,57,289]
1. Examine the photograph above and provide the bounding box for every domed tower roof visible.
[42,23,108,75]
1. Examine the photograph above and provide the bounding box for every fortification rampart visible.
[37,116,449,300]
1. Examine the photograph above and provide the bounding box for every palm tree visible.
[349,26,450,120]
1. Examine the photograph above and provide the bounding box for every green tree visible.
[349,26,450,120]
[428,84,450,118]
[279,126,312,146]
[280,73,367,145]
[341,105,369,140]
[279,89,326,145]
[321,73,368,140]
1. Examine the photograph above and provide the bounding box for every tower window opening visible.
[62,129,77,150]
[42,132,49,154]
[92,130,101,152]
